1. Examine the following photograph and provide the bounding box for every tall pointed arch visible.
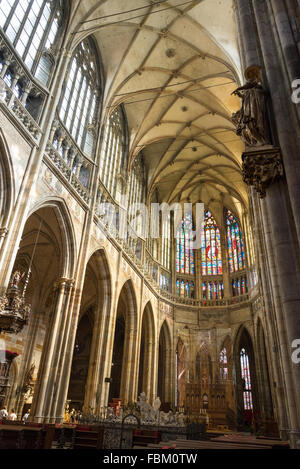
[201,210,223,276]
[138,302,156,402]
[234,327,259,428]
[225,209,246,273]
[58,36,102,158]
[158,320,172,407]
[176,211,195,275]
[0,130,14,229]
[100,106,128,197]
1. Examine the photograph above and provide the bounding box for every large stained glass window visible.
[226,210,246,273]
[240,348,253,410]
[232,276,248,297]
[176,279,195,299]
[220,348,228,380]
[201,211,222,276]
[203,281,224,300]
[162,215,171,270]
[176,213,195,275]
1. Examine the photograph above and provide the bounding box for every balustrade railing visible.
[0,32,47,124]
[0,77,42,143]
[45,118,95,203]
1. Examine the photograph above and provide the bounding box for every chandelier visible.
[0,219,43,334]
[0,271,32,334]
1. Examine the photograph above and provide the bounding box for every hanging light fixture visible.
[0,220,43,334]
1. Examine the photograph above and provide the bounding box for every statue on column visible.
[231,66,271,147]
[10,271,25,290]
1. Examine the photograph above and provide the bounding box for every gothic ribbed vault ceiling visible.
[68,0,247,214]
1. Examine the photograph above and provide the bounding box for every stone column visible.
[235,0,261,69]
[0,228,8,256]
[261,184,300,446]
[31,279,71,422]
[269,0,300,84]
[250,189,289,435]
[83,292,112,414]
[120,317,139,405]
[251,0,300,246]
[44,279,74,423]
[13,302,41,417]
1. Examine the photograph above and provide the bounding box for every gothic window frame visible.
[58,36,101,158]
[240,347,253,411]
[161,214,171,270]
[0,0,65,85]
[201,210,223,277]
[100,105,129,197]
[176,278,195,299]
[225,209,247,274]
[176,211,195,276]
[202,280,224,301]
[219,348,229,380]
[232,275,248,297]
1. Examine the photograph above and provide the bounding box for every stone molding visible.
[242,146,284,198]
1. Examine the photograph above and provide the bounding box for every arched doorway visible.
[138,302,156,402]
[234,328,259,429]
[109,280,138,405]
[157,321,172,410]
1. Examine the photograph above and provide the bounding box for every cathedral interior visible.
[0,0,300,450]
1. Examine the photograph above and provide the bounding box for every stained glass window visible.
[232,276,248,297]
[203,281,224,300]
[160,272,170,291]
[162,215,171,270]
[240,348,253,410]
[220,348,228,380]
[226,210,246,273]
[201,211,222,276]
[176,212,195,275]
[176,279,195,298]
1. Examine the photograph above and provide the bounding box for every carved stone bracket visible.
[242,146,284,198]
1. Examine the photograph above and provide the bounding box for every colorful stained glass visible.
[176,279,195,298]
[226,210,246,273]
[232,276,248,297]
[203,281,224,300]
[240,348,253,410]
[176,279,180,296]
[201,211,223,276]
[180,280,185,297]
[220,348,228,380]
[176,213,195,275]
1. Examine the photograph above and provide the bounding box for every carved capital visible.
[242,146,284,198]
[54,278,75,292]
[0,228,8,239]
